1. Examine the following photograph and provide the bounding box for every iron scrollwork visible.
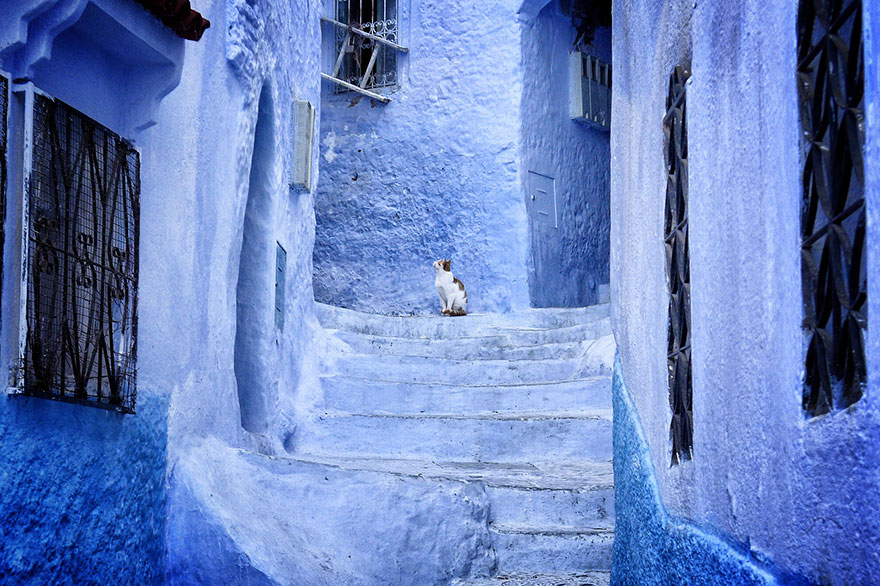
[797,0,866,416]
[335,0,398,91]
[663,65,692,464]
[22,95,140,413]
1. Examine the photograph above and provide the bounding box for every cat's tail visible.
[449,308,467,317]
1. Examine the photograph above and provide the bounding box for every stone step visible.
[297,411,613,463]
[332,322,612,358]
[284,453,612,491]
[327,354,598,385]
[316,303,610,339]
[490,524,613,574]
[451,572,610,586]
[486,484,614,530]
[285,454,613,535]
[321,375,612,414]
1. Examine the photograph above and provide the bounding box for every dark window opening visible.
[335,0,398,90]
[663,65,692,464]
[797,0,866,417]
[21,94,139,413]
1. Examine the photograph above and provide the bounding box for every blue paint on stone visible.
[314,1,532,316]
[611,354,813,586]
[0,394,168,586]
[520,6,610,307]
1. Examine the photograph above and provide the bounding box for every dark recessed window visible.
[797,0,866,416]
[663,65,692,464]
[21,94,139,413]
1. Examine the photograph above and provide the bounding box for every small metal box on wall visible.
[570,52,611,131]
[275,242,287,331]
[291,100,315,191]
[528,171,558,229]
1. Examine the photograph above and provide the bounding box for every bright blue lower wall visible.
[0,393,167,586]
[610,355,811,586]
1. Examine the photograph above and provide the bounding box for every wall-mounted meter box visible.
[570,52,611,131]
[291,100,315,191]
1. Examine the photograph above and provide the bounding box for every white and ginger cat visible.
[433,258,468,316]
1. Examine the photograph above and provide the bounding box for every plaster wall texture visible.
[0,0,183,136]
[611,0,880,584]
[313,0,531,315]
[520,7,610,307]
[0,395,168,586]
[0,2,182,584]
[0,0,329,582]
[166,438,495,585]
[610,356,797,586]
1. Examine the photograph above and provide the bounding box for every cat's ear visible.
[443,259,451,271]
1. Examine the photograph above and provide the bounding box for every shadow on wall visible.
[521,6,611,308]
[235,84,276,434]
[610,354,814,586]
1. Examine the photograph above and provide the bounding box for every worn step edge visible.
[313,409,613,422]
[334,333,596,360]
[316,303,611,335]
[321,375,611,415]
[321,374,608,389]
[285,453,614,491]
[490,524,614,537]
[451,572,610,586]
[330,322,612,348]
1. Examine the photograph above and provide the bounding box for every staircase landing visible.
[297,303,616,583]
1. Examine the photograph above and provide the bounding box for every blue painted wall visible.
[610,0,880,584]
[313,0,531,315]
[520,4,610,307]
[0,3,181,584]
[1,0,327,582]
[611,356,811,586]
[0,395,167,586]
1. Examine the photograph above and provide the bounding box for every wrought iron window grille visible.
[663,65,692,465]
[15,91,139,413]
[321,0,408,104]
[797,0,866,417]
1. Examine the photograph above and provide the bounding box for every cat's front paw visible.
[441,309,451,315]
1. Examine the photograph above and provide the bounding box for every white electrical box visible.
[291,100,315,191]
[570,52,611,131]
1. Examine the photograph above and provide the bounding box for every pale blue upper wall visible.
[313,0,530,315]
[611,0,880,584]
[520,5,610,307]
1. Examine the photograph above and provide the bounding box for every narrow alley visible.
[0,0,878,585]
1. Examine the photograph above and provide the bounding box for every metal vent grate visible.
[21,95,139,413]
[797,0,866,416]
[663,65,692,464]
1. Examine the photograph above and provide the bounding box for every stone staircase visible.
[297,303,616,585]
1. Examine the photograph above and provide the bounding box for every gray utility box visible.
[569,52,611,131]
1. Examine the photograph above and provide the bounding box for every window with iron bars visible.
[16,89,139,413]
[663,65,692,465]
[334,0,399,91]
[797,0,867,417]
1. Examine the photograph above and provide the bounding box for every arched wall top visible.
[0,0,184,136]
